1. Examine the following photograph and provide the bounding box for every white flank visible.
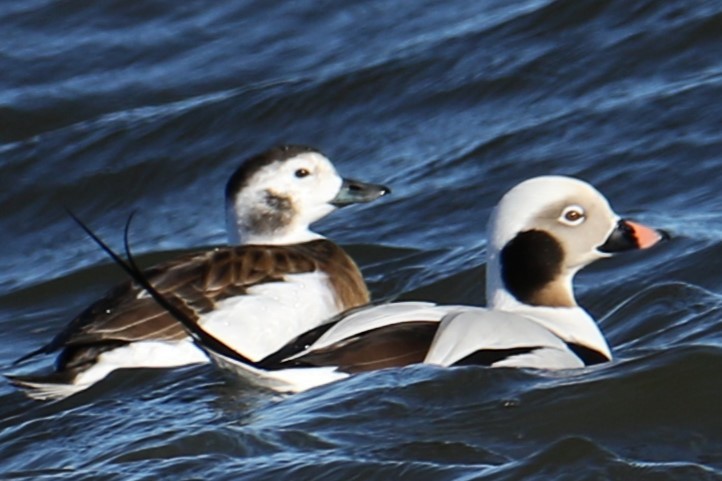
[74,340,208,387]
[15,340,208,400]
[424,308,585,368]
[201,271,339,362]
[211,350,348,393]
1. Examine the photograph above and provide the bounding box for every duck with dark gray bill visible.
[122,175,667,392]
[8,145,389,400]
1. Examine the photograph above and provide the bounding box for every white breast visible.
[200,271,339,361]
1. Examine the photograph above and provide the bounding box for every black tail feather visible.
[66,209,262,370]
[12,344,54,366]
[6,369,77,387]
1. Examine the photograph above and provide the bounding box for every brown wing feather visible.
[43,240,368,357]
[290,321,439,373]
[300,240,369,310]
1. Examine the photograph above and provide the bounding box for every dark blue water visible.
[2,0,722,479]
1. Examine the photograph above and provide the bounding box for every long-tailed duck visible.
[9,145,389,399]
[86,176,668,393]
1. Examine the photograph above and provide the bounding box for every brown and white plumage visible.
[9,145,389,399]
[152,176,667,393]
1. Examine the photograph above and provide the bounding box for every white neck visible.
[237,228,324,246]
[486,249,512,310]
[225,204,324,245]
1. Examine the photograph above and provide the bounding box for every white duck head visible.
[486,176,667,311]
[225,145,390,245]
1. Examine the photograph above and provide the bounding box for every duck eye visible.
[295,168,310,178]
[565,210,582,221]
[560,205,585,225]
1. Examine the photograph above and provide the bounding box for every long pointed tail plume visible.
[66,209,261,369]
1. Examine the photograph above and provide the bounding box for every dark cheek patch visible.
[500,230,564,305]
[249,191,294,235]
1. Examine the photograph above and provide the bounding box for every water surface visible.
[2,1,722,479]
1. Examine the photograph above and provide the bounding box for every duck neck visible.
[486,251,611,361]
[225,200,323,245]
[489,227,582,309]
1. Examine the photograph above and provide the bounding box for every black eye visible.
[565,210,582,222]
[295,168,310,178]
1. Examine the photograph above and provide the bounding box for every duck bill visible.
[597,219,669,254]
[330,178,391,207]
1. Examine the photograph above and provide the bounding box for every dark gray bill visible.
[330,178,391,207]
